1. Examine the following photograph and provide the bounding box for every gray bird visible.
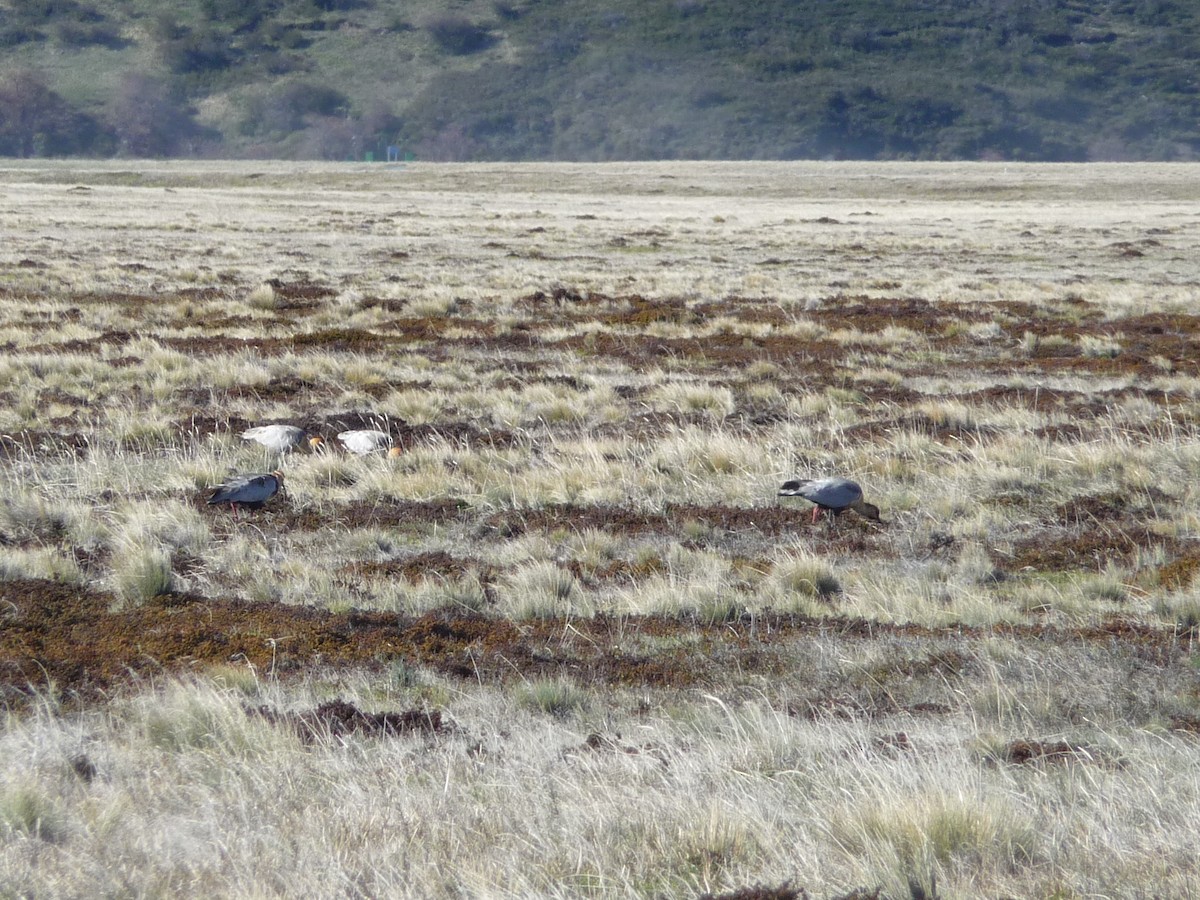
[337,429,401,457]
[207,470,284,516]
[241,424,322,453]
[778,477,881,524]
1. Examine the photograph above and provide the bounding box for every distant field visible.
[1,161,1199,898]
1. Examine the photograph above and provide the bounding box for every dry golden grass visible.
[2,159,1200,897]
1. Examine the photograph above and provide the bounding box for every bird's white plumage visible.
[241,424,307,453]
[337,429,393,455]
[207,471,283,508]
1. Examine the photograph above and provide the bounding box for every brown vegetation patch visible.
[191,492,469,531]
[1055,492,1139,525]
[224,374,324,402]
[998,739,1120,767]
[288,328,400,352]
[176,414,253,439]
[0,579,1189,709]
[521,286,604,308]
[566,556,667,584]
[346,550,493,584]
[695,296,789,326]
[959,384,1085,412]
[262,278,336,304]
[382,316,497,342]
[666,503,858,537]
[552,330,846,373]
[565,731,670,767]
[600,295,702,328]
[0,430,91,459]
[1053,487,1172,525]
[161,333,275,355]
[1005,524,1175,572]
[251,700,452,744]
[900,412,999,442]
[1158,552,1200,590]
[482,505,670,537]
[481,502,873,543]
[809,295,985,334]
[262,498,470,532]
[27,329,135,355]
[1169,715,1200,735]
[699,883,809,900]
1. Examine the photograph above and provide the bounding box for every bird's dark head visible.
[778,479,806,496]
[851,499,883,522]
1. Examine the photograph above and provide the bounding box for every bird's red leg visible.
[811,505,820,524]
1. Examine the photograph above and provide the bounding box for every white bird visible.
[337,429,401,457]
[207,470,284,516]
[241,425,321,453]
[778,477,882,524]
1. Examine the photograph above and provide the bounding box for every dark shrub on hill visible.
[106,74,218,157]
[0,69,113,157]
[426,14,496,54]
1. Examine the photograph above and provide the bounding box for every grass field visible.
[1,160,1199,898]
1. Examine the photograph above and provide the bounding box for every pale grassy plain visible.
[1,160,1200,898]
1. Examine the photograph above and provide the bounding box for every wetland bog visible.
[1,160,1199,898]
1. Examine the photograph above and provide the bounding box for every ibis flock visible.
[205,424,402,513]
[211,421,884,528]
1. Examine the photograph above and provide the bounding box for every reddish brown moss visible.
[251,700,452,743]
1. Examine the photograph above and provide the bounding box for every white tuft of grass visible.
[245,282,280,311]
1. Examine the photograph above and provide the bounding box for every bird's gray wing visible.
[209,473,277,504]
[805,478,861,508]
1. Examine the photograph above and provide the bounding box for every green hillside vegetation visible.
[1,0,1199,160]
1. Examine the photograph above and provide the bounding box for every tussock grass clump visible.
[0,547,85,584]
[0,783,66,843]
[767,549,842,608]
[1152,593,1200,632]
[649,382,736,419]
[648,427,763,483]
[833,790,1039,894]
[513,676,591,717]
[121,681,286,753]
[499,560,580,619]
[110,541,174,606]
[0,490,78,544]
[1078,333,1123,358]
[246,283,280,311]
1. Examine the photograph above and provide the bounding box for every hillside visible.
[2,0,1199,160]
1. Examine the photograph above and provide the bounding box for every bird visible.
[336,429,401,457]
[241,424,321,454]
[778,477,882,524]
[207,470,284,517]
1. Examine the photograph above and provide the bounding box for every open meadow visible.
[1,160,1200,897]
